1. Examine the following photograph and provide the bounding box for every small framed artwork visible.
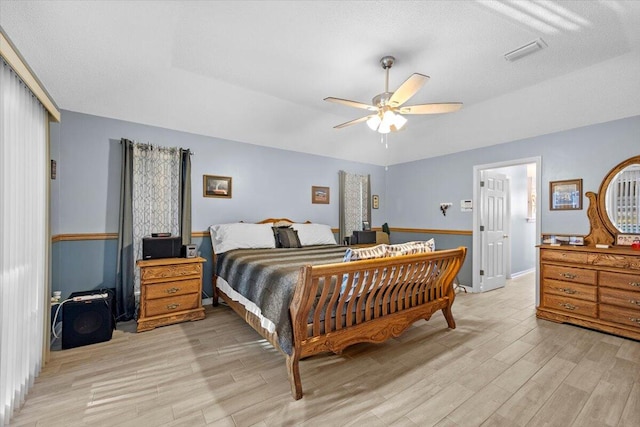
[616,234,640,246]
[550,179,582,210]
[203,175,232,198]
[362,221,371,231]
[312,186,330,204]
[372,194,379,209]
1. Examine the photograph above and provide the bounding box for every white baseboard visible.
[509,268,535,279]
[202,297,213,306]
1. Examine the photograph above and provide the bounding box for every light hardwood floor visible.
[10,273,640,426]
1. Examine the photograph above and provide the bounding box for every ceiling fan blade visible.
[398,102,463,115]
[333,115,375,129]
[324,97,378,111]
[388,73,429,107]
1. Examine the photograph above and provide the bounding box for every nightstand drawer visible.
[542,264,596,285]
[543,278,596,301]
[543,294,597,318]
[145,279,201,300]
[141,262,202,281]
[599,304,640,329]
[599,271,640,292]
[145,293,200,317]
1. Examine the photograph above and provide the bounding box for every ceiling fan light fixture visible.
[367,114,382,131]
[378,120,392,134]
[393,113,408,130]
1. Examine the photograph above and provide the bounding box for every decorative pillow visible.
[386,239,435,257]
[341,244,388,296]
[272,226,301,248]
[291,223,337,246]
[343,244,388,262]
[209,223,276,254]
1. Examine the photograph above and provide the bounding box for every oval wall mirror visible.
[598,155,640,237]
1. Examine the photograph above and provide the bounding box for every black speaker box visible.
[62,290,115,350]
[351,231,376,244]
[142,236,182,259]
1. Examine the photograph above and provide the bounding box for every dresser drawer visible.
[543,294,597,318]
[141,262,202,281]
[599,271,640,292]
[542,264,597,285]
[599,304,640,329]
[540,250,589,265]
[144,293,200,317]
[543,278,597,302]
[144,278,201,300]
[599,287,640,310]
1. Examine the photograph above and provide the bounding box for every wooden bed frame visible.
[211,219,467,399]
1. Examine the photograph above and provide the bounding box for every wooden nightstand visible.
[136,257,206,332]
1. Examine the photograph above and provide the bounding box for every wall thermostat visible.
[182,244,197,258]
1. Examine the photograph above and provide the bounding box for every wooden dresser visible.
[136,257,206,332]
[538,245,640,340]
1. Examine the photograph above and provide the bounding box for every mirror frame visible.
[597,154,640,238]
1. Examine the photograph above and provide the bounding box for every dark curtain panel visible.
[115,138,136,320]
[367,173,372,223]
[339,170,346,244]
[180,149,192,245]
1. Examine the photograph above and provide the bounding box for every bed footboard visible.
[288,246,466,399]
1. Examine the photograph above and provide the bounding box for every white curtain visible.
[339,171,371,243]
[131,144,181,297]
[0,59,48,426]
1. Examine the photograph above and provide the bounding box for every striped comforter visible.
[215,245,347,355]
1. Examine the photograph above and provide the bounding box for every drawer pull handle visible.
[560,303,577,310]
[629,300,640,306]
[166,287,181,294]
[561,288,577,295]
[630,282,640,288]
[561,273,577,279]
[166,303,180,310]
[630,318,640,324]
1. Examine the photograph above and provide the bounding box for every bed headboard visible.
[257,218,312,225]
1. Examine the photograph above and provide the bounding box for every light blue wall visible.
[385,115,639,285]
[49,110,386,298]
[50,111,640,298]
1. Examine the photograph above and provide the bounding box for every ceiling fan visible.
[324,56,462,134]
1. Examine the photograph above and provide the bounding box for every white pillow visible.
[291,223,337,246]
[209,223,276,254]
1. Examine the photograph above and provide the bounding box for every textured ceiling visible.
[1,0,639,166]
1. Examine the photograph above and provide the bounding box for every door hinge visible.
[480,181,485,187]
[480,270,485,276]
[480,225,485,231]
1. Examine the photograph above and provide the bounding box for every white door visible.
[480,170,509,292]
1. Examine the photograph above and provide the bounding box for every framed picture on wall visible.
[550,179,582,210]
[203,175,232,198]
[312,186,330,204]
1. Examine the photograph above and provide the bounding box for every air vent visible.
[504,38,547,62]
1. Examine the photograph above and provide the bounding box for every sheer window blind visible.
[0,58,48,426]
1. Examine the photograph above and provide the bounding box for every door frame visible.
[472,156,541,303]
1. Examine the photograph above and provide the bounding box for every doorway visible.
[472,157,541,302]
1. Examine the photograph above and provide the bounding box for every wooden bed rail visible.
[287,246,467,399]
